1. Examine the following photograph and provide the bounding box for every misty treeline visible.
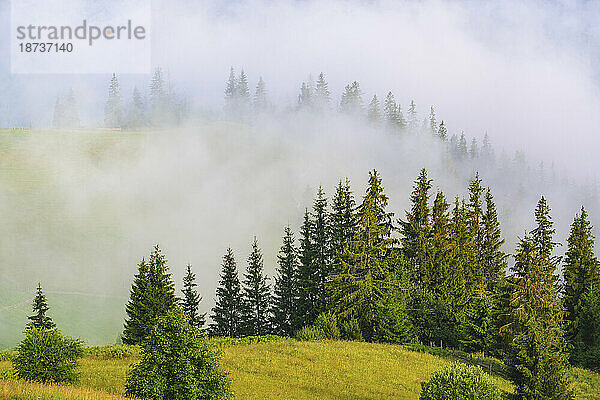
[120,167,599,399]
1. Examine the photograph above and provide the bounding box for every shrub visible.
[420,363,503,400]
[314,312,341,340]
[12,327,84,384]
[295,325,325,341]
[340,318,363,341]
[125,310,232,400]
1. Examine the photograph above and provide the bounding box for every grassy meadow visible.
[1,339,599,400]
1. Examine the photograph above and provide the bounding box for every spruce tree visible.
[470,138,479,159]
[311,187,331,314]
[563,207,600,359]
[330,170,402,341]
[314,73,330,111]
[272,226,299,336]
[241,238,271,336]
[437,120,447,141]
[428,106,437,135]
[339,81,363,114]
[224,66,237,114]
[104,73,122,128]
[531,196,560,279]
[429,191,452,292]
[507,236,573,400]
[330,179,357,269]
[123,245,178,345]
[297,209,318,328]
[181,264,206,330]
[407,100,418,132]
[210,248,242,337]
[28,283,55,330]
[466,173,486,288]
[457,132,468,159]
[482,189,507,290]
[237,70,251,119]
[367,95,381,123]
[400,168,432,285]
[298,81,313,110]
[149,67,167,125]
[383,92,398,129]
[253,77,268,114]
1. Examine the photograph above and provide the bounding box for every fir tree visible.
[470,138,479,159]
[313,72,331,111]
[482,133,494,160]
[457,132,468,159]
[400,168,432,285]
[123,245,178,345]
[237,70,251,109]
[28,283,55,330]
[460,289,493,354]
[407,100,418,132]
[437,120,447,141]
[297,209,319,328]
[272,226,299,336]
[531,196,560,279]
[466,173,486,288]
[253,77,268,114]
[210,248,243,337]
[339,81,363,114]
[104,73,122,128]
[507,236,573,400]
[330,170,400,341]
[241,238,271,336]
[311,187,331,314]
[429,191,452,292]
[298,81,313,110]
[330,179,357,269]
[428,106,437,135]
[482,189,507,291]
[224,66,237,114]
[367,95,381,123]
[383,92,399,129]
[181,264,206,330]
[563,207,600,358]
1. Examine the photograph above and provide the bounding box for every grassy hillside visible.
[1,340,599,400]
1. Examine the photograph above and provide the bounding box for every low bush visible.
[419,363,502,400]
[295,325,326,341]
[314,312,341,340]
[340,318,363,341]
[125,310,232,400]
[12,327,84,384]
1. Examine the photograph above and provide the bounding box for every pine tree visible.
[123,245,178,345]
[181,264,206,330]
[400,168,432,285]
[428,106,437,135]
[313,72,330,111]
[339,81,363,114]
[383,92,398,129]
[210,248,243,337]
[272,226,299,336]
[224,66,237,114]
[470,138,479,159]
[437,120,447,141]
[531,196,560,279]
[28,283,55,330]
[429,191,452,292]
[460,289,493,354]
[297,209,318,328]
[563,207,600,358]
[253,77,268,114]
[237,70,251,109]
[457,132,468,159]
[298,81,313,110]
[241,238,271,336]
[367,95,381,123]
[482,133,494,160]
[466,173,486,288]
[507,236,573,400]
[330,179,357,269]
[482,189,507,291]
[407,100,418,132]
[104,73,122,128]
[330,170,401,341]
[311,187,331,314]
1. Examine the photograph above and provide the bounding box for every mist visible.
[1,0,600,347]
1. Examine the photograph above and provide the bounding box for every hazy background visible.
[0,0,599,347]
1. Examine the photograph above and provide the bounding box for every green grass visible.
[2,340,599,400]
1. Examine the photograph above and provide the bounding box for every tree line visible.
[119,167,598,400]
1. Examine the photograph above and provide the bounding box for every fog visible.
[0,0,599,346]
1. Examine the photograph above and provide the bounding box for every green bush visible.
[12,327,84,384]
[314,312,341,340]
[340,318,363,341]
[295,325,326,341]
[125,310,232,400]
[420,363,502,400]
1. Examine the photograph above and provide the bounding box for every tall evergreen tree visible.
[437,120,447,141]
[507,236,573,400]
[339,81,363,114]
[383,92,399,129]
[400,168,432,285]
[224,66,238,114]
[330,179,357,269]
[330,170,403,341]
[297,209,318,328]
[531,196,560,279]
[28,283,55,330]
[428,191,452,292]
[272,226,299,336]
[314,73,330,111]
[123,245,178,344]
[563,207,600,358]
[149,67,167,125]
[210,248,243,337]
[428,106,437,135]
[482,189,507,290]
[241,238,271,336]
[104,73,122,128]
[253,76,268,114]
[181,264,206,330]
[367,95,381,123]
[311,187,331,314]
[466,173,486,288]
[470,138,479,159]
[457,132,468,159]
[298,81,313,110]
[407,100,418,132]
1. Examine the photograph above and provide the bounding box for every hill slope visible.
[2,340,599,400]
